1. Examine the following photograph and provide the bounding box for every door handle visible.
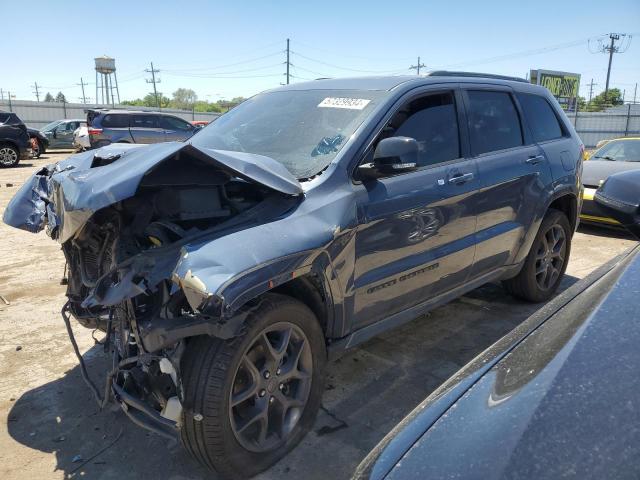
[526,154,545,165]
[448,172,474,184]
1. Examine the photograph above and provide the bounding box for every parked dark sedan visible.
[355,170,640,480]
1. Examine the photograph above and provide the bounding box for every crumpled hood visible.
[3,141,302,242]
[582,159,640,187]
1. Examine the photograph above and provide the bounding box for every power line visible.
[161,64,283,78]
[163,51,283,73]
[290,51,406,74]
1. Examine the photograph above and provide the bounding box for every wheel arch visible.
[547,193,578,233]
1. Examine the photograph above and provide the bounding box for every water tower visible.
[95,55,120,106]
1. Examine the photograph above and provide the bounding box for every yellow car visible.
[581,137,640,226]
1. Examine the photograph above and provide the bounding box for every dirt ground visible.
[0,151,637,480]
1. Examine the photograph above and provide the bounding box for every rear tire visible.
[180,293,326,479]
[0,144,19,167]
[503,208,571,302]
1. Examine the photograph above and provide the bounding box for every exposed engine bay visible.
[4,142,302,436]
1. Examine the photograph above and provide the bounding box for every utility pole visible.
[77,77,87,104]
[31,82,40,102]
[588,79,598,103]
[595,33,631,101]
[633,83,638,104]
[409,56,426,75]
[146,62,161,109]
[604,33,619,100]
[286,38,290,85]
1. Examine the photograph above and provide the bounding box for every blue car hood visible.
[3,141,302,243]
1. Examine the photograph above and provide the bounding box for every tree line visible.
[39,88,245,112]
[121,88,245,112]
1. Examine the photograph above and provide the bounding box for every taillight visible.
[88,128,103,136]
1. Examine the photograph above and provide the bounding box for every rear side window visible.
[131,114,160,129]
[160,116,192,131]
[517,93,564,143]
[101,114,129,128]
[466,91,523,155]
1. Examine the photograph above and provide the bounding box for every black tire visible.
[180,293,326,479]
[503,208,571,302]
[0,144,20,167]
[37,139,46,156]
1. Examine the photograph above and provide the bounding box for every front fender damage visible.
[3,141,308,434]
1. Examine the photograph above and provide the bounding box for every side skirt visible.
[327,263,522,359]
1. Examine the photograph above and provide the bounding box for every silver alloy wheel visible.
[0,146,18,166]
[229,322,313,453]
[535,224,566,290]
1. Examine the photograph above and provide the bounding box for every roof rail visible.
[427,71,529,83]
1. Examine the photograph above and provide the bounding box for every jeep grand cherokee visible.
[4,72,583,479]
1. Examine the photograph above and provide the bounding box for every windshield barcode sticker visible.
[318,97,371,110]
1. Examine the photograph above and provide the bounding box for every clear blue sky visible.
[1,0,639,103]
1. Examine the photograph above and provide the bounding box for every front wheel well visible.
[548,194,578,233]
[270,275,330,335]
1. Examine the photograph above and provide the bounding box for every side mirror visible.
[52,129,57,138]
[594,169,640,239]
[358,136,419,180]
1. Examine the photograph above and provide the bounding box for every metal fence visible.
[0,99,221,129]
[565,104,639,148]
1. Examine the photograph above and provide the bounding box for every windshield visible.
[592,140,640,162]
[41,120,63,132]
[192,89,388,179]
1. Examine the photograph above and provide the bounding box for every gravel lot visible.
[0,151,637,480]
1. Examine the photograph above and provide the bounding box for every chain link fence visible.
[565,104,639,148]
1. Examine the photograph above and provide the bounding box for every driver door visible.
[53,122,74,148]
[352,89,479,329]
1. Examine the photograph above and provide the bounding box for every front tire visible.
[180,294,326,478]
[503,208,571,302]
[0,144,20,167]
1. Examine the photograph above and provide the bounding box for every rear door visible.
[352,88,479,329]
[52,121,75,148]
[461,86,553,278]
[516,92,579,183]
[129,114,165,144]
[160,115,196,141]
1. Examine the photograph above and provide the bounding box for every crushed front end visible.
[3,142,301,437]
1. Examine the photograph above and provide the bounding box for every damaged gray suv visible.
[4,73,583,478]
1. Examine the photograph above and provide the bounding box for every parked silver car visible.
[41,119,87,149]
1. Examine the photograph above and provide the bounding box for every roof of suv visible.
[274,71,538,92]
[89,109,180,116]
